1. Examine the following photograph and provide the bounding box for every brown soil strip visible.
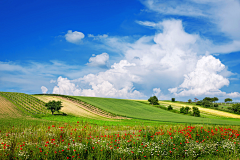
[0,95,23,118]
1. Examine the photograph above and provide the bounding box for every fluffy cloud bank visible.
[65,30,85,43]
[53,60,144,98]
[169,55,229,96]
[50,19,240,99]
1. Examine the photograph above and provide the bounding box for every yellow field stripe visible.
[159,101,240,119]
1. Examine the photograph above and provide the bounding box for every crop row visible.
[0,92,49,115]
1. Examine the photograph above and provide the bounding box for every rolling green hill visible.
[72,96,240,125]
[1,92,240,125]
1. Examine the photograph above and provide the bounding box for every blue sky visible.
[1,0,240,102]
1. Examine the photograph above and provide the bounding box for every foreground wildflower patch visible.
[0,122,240,159]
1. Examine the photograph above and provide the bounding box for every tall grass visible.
[0,118,240,159]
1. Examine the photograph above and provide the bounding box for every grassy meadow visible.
[0,92,240,159]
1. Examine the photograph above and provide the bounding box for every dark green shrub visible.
[171,98,175,102]
[192,107,200,117]
[180,107,185,113]
[185,106,190,114]
[214,104,218,107]
[202,100,212,108]
[180,106,190,114]
[196,101,202,105]
[232,103,240,114]
[167,105,173,110]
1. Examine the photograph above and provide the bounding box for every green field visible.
[72,96,240,125]
[1,92,240,159]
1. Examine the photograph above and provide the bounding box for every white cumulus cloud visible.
[41,86,48,94]
[87,53,109,67]
[53,76,81,95]
[168,55,230,96]
[65,30,85,43]
[50,19,240,100]
[52,60,144,98]
[153,88,161,96]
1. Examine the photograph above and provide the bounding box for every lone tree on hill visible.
[45,100,63,115]
[148,96,159,105]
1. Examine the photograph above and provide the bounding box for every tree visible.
[167,105,173,110]
[225,98,232,103]
[232,103,240,114]
[203,97,213,102]
[192,107,200,117]
[180,107,185,114]
[212,97,219,103]
[148,96,159,105]
[188,99,192,103]
[180,106,191,114]
[185,106,190,114]
[171,98,175,102]
[196,100,202,105]
[202,100,212,108]
[45,100,63,115]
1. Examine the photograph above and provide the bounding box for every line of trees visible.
[195,97,219,108]
[180,106,200,117]
[148,96,200,117]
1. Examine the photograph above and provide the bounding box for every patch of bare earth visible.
[34,95,127,120]
[0,95,24,118]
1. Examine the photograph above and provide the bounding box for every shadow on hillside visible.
[53,113,67,116]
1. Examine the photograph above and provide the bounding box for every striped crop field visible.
[0,92,50,115]
[0,95,24,118]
